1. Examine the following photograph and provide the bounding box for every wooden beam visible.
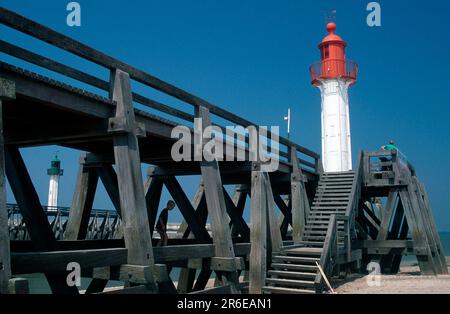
[197,106,239,292]
[0,81,14,293]
[163,177,211,242]
[249,168,267,294]
[399,189,435,275]
[290,148,308,243]
[222,188,250,242]
[144,174,163,236]
[96,163,121,217]
[5,146,78,294]
[109,69,156,290]
[11,248,127,275]
[65,155,99,240]
[230,185,248,238]
[263,172,283,255]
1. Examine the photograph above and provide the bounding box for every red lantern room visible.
[310,22,358,86]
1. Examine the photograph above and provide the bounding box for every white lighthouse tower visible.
[47,154,63,209]
[310,22,358,173]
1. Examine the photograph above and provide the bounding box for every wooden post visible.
[416,180,448,274]
[65,154,99,240]
[249,165,267,294]
[290,148,308,243]
[399,188,435,275]
[108,68,156,289]
[196,106,239,292]
[263,172,283,255]
[0,78,15,294]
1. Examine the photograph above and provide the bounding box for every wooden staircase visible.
[263,171,355,294]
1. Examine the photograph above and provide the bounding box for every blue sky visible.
[1,0,449,230]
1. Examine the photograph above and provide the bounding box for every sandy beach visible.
[334,265,450,294]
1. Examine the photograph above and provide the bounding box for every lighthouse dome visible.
[320,22,346,47]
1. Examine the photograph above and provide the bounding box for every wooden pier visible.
[0,8,447,295]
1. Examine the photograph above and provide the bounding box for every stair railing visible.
[314,214,338,293]
[340,151,364,261]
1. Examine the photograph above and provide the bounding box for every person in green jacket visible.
[382,140,398,152]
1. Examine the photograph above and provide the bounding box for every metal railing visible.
[309,59,358,83]
[7,204,121,240]
[0,7,320,173]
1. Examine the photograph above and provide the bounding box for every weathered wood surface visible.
[196,106,239,291]
[249,168,267,294]
[65,155,99,240]
[0,85,13,293]
[109,69,156,290]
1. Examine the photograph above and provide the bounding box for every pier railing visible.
[7,204,121,240]
[0,7,320,173]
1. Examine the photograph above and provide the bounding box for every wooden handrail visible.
[314,214,337,292]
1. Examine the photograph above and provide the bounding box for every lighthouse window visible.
[324,45,330,59]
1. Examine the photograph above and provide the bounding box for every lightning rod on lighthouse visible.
[310,22,358,173]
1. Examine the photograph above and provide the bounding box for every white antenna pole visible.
[284,108,291,140]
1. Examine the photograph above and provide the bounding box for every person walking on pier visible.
[156,200,176,246]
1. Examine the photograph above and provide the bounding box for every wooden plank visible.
[0,96,12,293]
[109,69,156,288]
[11,248,127,275]
[249,169,267,294]
[65,155,99,240]
[189,285,232,295]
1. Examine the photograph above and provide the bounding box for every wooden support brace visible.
[5,146,78,294]
[65,154,99,240]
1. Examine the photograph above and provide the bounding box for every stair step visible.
[302,236,326,241]
[285,247,323,256]
[287,241,324,248]
[309,210,347,213]
[302,231,328,236]
[262,286,316,294]
[268,270,317,280]
[271,263,318,272]
[266,278,315,288]
[314,199,350,203]
[272,255,320,264]
[314,195,350,199]
[305,226,345,231]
